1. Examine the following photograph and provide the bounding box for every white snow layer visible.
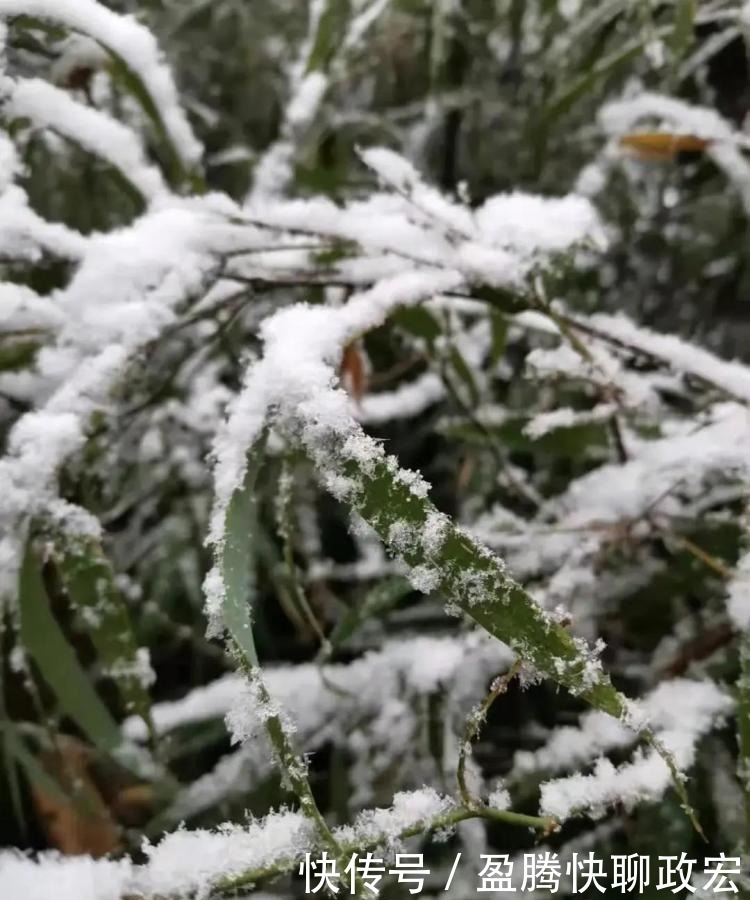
[539,679,732,820]
[4,77,167,200]
[0,0,202,170]
[0,791,457,899]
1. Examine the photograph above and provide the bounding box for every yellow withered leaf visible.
[618,131,712,160]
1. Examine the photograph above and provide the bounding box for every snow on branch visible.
[0,787,537,900]
[728,544,750,631]
[248,0,393,201]
[515,678,732,781]
[539,680,732,821]
[600,92,741,144]
[0,0,202,177]
[3,77,168,202]
[0,195,248,602]
[578,311,750,405]
[0,138,87,264]
[0,282,62,334]
[208,163,630,722]
[599,91,750,212]
[549,402,749,530]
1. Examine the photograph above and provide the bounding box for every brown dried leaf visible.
[109,783,156,826]
[30,736,122,857]
[64,66,94,91]
[618,131,712,160]
[340,341,368,403]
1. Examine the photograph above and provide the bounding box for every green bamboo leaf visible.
[7,14,202,192]
[545,37,646,123]
[306,0,351,73]
[490,311,508,367]
[670,0,695,59]
[220,437,267,668]
[215,438,341,855]
[106,56,196,192]
[393,306,442,344]
[223,425,626,717]
[326,436,628,717]
[448,346,480,408]
[18,543,123,754]
[55,538,154,740]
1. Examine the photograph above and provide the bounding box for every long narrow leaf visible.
[18,543,123,754]
[56,537,155,743]
[219,439,267,668]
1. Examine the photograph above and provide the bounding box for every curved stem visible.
[457,659,522,808]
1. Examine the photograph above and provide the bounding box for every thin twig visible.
[456,659,523,808]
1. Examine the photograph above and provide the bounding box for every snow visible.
[599,92,750,212]
[0,195,249,600]
[552,403,750,527]
[584,311,750,404]
[361,146,477,240]
[49,34,108,86]
[600,92,738,144]
[125,632,512,741]
[287,71,328,130]
[488,787,511,811]
[0,791,460,899]
[513,678,731,779]
[0,0,202,171]
[475,192,606,258]
[727,547,750,631]
[0,185,88,263]
[0,813,312,899]
[407,563,442,592]
[358,318,490,425]
[5,77,167,201]
[335,788,454,845]
[0,853,132,900]
[0,283,63,332]
[523,403,616,440]
[539,680,732,821]
[359,371,444,423]
[141,812,312,897]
